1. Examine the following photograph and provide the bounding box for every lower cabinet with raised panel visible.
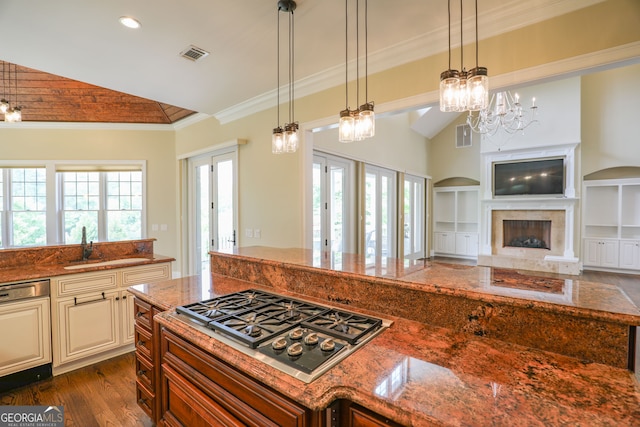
[51,262,170,375]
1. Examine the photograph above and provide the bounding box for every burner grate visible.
[302,310,382,345]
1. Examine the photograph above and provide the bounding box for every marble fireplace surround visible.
[477,143,580,275]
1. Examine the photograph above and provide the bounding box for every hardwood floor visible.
[0,265,637,427]
[0,352,152,427]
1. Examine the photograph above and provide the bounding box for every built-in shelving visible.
[582,178,640,271]
[433,186,479,258]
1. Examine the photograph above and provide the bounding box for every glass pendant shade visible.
[466,67,489,111]
[439,69,460,112]
[0,99,8,114]
[358,103,375,139]
[284,123,299,153]
[5,107,21,123]
[272,127,285,154]
[339,109,355,143]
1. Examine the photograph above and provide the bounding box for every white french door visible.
[188,150,237,276]
[403,174,427,259]
[364,165,397,262]
[312,153,355,255]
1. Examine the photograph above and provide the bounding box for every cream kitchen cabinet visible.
[619,240,640,270]
[582,239,619,269]
[51,262,170,374]
[433,186,479,259]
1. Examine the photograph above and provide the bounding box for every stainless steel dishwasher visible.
[0,279,52,393]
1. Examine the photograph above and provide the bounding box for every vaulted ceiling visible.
[0,0,605,125]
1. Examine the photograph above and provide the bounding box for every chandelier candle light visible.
[339,0,375,143]
[439,0,488,113]
[466,90,538,136]
[272,0,299,154]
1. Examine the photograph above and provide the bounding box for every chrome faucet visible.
[81,226,93,261]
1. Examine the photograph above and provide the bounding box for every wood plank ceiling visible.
[0,62,195,124]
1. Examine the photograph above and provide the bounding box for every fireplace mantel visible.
[478,143,580,274]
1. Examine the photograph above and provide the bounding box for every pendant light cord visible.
[289,6,294,124]
[447,0,452,70]
[459,0,463,71]
[475,0,479,67]
[356,0,359,108]
[276,8,280,127]
[364,0,368,103]
[344,0,349,110]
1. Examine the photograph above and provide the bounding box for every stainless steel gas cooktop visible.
[174,289,392,383]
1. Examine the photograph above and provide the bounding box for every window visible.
[60,170,143,243]
[0,168,48,247]
[0,163,145,248]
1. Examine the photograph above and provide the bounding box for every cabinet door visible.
[0,297,51,377]
[434,232,455,254]
[455,233,478,256]
[121,290,135,344]
[619,240,640,269]
[583,239,602,266]
[600,240,619,268]
[54,290,120,366]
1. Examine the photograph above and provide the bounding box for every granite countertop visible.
[215,247,640,325]
[131,274,640,426]
[0,254,175,284]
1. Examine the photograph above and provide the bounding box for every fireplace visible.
[503,220,551,250]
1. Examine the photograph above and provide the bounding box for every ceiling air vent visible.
[456,124,472,148]
[179,45,209,62]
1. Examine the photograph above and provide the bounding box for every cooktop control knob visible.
[271,337,287,351]
[287,342,303,357]
[288,328,304,340]
[320,338,336,352]
[304,332,319,346]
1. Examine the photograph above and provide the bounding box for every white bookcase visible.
[433,186,479,258]
[582,178,640,271]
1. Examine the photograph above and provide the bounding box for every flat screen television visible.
[493,158,565,196]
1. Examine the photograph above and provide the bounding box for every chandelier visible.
[439,0,488,113]
[466,91,538,137]
[1,61,22,122]
[338,0,375,143]
[272,0,299,154]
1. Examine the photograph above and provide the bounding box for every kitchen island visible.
[129,247,640,426]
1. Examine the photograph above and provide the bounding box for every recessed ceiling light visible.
[119,16,141,29]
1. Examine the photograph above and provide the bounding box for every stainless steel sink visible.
[63,257,151,270]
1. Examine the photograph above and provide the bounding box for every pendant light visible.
[357,0,375,139]
[439,0,460,112]
[339,0,375,143]
[439,0,488,113]
[466,0,488,111]
[272,0,298,154]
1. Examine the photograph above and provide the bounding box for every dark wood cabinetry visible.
[159,328,320,427]
[133,297,162,422]
[341,401,403,427]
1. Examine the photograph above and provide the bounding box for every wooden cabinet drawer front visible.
[133,298,153,331]
[121,263,171,286]
[136,380,154,419]
[162,329,308,427]
[136,353,154,390]
[346,403,403,427]
[162,364,245,427]
[135,323,153,359]
[55,272,118,297]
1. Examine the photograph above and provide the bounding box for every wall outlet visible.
[160,224,168,232]
[245,228,253,238]
[254,229,261,239]
[151,224,159,231]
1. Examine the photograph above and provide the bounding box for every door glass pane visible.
[403,176,424,259]
[215,158,234,250]
[195,164,210,275]
[312,162,322,253]
[330,166,344,253]
[381,175,390,258]
[365,172,377,262]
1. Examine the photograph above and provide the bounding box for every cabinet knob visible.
[136,311,144,318]
[137,340,146,346]
[137,369,146,376]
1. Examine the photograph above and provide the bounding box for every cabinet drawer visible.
[136,352,154,390]
[121,263,170,286]
[136,380,154,419]
[162,329,309,427]
[133,298,153,331]
[55,272,118,297]
[135,323,153,360]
